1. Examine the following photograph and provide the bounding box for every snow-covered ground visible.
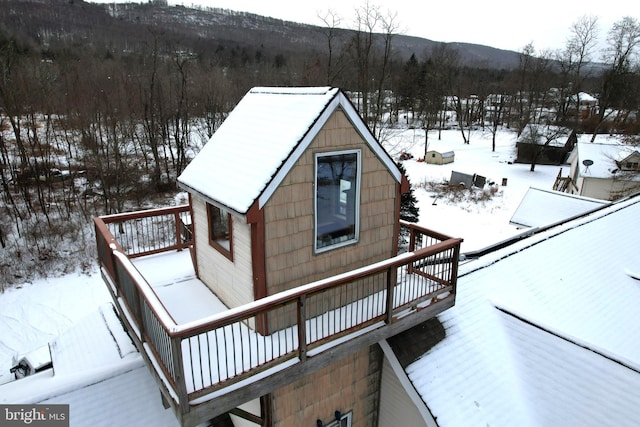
[0,127,586,385]
[387,127,562,251]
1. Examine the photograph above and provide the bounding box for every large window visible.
[207,203,233,260]
[315,150,360,252]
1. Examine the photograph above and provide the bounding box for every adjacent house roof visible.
[569,141,640,179]
[1,304,179,426]
[389,193,640,426]
[509,187,609,228]
[178,86,401,216]
[516,124,572,147]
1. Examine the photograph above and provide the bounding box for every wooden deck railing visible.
[94,207,461,414]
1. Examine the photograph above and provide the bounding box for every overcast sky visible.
[91,0,635,54]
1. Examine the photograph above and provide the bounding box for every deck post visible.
[174,210,183,251]
[170,334,190,414]
[297,295,307,362]
[385,267,395,324]
[108,243,119,297]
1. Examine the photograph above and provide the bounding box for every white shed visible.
[425,150,455,165]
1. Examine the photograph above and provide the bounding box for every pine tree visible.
[397,162,420,223]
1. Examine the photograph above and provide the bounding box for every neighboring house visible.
[93,87,463,427]
[567,141,640,200]
[380,193,640,427]
[509,187,610,229]
[569,92,598,119]
[515,125,576,166]
[424,150,454,165]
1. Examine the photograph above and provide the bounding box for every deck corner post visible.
[170,334,190,414]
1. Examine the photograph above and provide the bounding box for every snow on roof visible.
[427,150,454,157]
[572,141,640,179]
[509,187,609,228]
[177,86,400,215]
[517,124,572,147]
[570,92,597,103]
[0,304,179,426]
[399,194,640,426]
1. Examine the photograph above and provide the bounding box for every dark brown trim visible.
[248,201,269,333]
[400,173,410,194]
[392,182,401,257]
[207,203,234,262]
[228,408,263,425]
[260,394,273,427]
[188,193,199,277]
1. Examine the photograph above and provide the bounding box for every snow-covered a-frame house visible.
[379,192,640,427]
[93,87,462,427]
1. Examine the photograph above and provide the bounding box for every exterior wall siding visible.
[263,109,398,295]
[192,197,255,308]
[581,177,633,200]
[270,345,383,427]
[378,356,430,427]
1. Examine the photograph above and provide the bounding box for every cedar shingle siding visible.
[264,109,397,295]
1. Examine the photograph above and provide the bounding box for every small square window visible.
[207,203,233,260]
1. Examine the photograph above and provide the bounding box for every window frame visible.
[206,203,233,261]
[314,149,361,254]
[325,412,352,427]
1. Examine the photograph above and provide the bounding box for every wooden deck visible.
[94,205,462,426]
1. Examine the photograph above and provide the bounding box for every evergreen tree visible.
[397,162,420,223]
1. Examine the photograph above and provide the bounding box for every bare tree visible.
[318,9,346,85]
[592,16,640,141]
[350,1,381,124]
[487,94,505,152]
[520,124,572,172]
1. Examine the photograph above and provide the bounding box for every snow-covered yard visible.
[0,127,578,385]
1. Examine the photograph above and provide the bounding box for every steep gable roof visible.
[390,194,640,426]
[178,87,401,216]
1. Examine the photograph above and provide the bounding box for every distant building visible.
[425,150,454,165]
[515,125,576,165]
[567,141,640,200]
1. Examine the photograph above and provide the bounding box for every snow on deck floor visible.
[131,250,228,324]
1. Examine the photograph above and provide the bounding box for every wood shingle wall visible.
[264,109,398,296]
[270,345,383,427]
[192,198,255,308]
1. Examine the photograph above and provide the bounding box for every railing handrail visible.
[173,237,462,337]
[112,250,180,329]
[99,222,461,338]
[99,204,191,223]
[399,219,454,242]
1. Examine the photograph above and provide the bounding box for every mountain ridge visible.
[0,0,523,69]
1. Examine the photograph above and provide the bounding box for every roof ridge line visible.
[496,306,640,375]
